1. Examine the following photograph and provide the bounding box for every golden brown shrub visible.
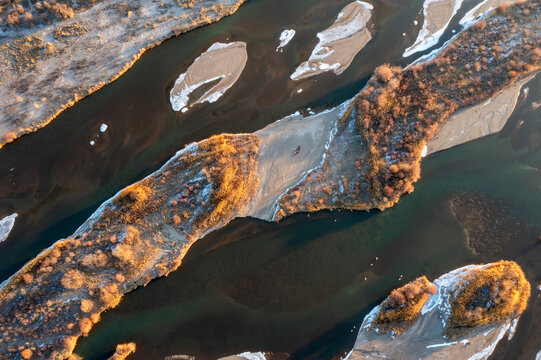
[447,261,530,335]
[79,318,93,335]
[61,269,86,290]
[80,299,94,313]
[375,276,437,333]
[108,342,136,360]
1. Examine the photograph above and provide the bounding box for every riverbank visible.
[0,1,539,359]
[0,0,248,149]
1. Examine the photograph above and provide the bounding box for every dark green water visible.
[1,0,540,359]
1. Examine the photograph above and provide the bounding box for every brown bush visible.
[374,276,437,333]
[79,318,93,335]
[61,269,86,290]
[21,349,32,359]
[109,342,136,360]
[22,273,33,284]
[80,299,94,313]
[375,64,395,83]
[447,261,530,336]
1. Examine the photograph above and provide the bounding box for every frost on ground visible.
[276,29,296,51]
[290,1,373,80]
[170,42,248,113]
[0,213,17,243]
[403,0,464,57]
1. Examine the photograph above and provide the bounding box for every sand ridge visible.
[170,41,248,113]
[290,1,373,80]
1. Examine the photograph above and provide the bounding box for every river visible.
[0,0,539,359]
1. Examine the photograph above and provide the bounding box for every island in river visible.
[0,1,539,359]
[0,0,248,149]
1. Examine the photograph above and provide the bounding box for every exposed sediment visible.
[348,261,531,360]
[0,0,248,149]
[426,73,536,154]
[290,1,373,80]
[403,0,464,57]
[0,2,540,359]
[170,41,248,113]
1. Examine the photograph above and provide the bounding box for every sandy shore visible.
[459,0,519,26]
[246,103,350,220]
[426,74,536,154]
[1,4,539,358]
[290,1,373,80]
[348,263,526,360]
[0,0,247,149]
[403,0,464,57]
[170,42,248,113]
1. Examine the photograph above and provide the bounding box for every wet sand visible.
[403,0,464,57]
[246,103,350,220]
[170,42,248,113]
[290,1,373,80]
[460,0,519,26]
[427,74,537,154]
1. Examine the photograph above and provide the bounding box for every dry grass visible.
[354,1,540,210]
[446,260,530,337]
[374,276,437,333]
[108,342,136,360]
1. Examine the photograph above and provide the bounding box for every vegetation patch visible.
[446,260,530,338]
[374,276,437,334]
[353,1,541,210]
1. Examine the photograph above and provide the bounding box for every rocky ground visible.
[0,1,539,359]
[0,0,247,149]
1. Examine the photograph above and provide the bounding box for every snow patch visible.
[421,144,428,157]
[0,213,17,243]
[237,352,266,360]
[276,29,296,51]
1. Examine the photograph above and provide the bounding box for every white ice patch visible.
[170,42,244,112]
[276,29,296,51]
[100,123,108,132]
[290,1,373,80]
[170,73,227,112]
[0,213,17,243]
[237,352,266,360]
[403,0,465,57]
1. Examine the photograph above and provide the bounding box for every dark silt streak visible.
[0,0,416,282]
